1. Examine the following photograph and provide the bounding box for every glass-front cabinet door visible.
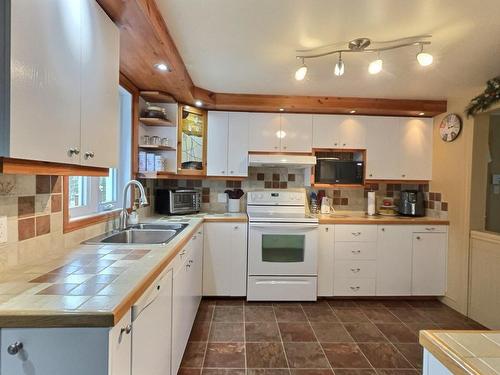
[177,105,207,175]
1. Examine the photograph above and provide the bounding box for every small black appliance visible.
[398,190,425,217]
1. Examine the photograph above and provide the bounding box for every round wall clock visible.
[440,113,462,142]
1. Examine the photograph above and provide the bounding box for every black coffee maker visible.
[398,190,425,217]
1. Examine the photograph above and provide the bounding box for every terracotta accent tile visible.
[435,192,442,202]
[288,174,295,182]
[429,192,435,200]
[233,181,241,188]
[109,249,133,254]
[36,283,79,295]
[441,202,448,211]
[246,342,287,368]
[36,215,51,236]
[49,265,81,275]
[333,197,341,205]
[279,182,288,189]
[272,174,280,181]
[202,187,210,195]
[131,249,150,255]
[333,190,341,197]
[18,217,35,241]
[90,274,119,283]
[51,176,62,194]
[226,181,234,188]
[202,195,210,203]
[29,273,62,283]
[36,175,51,194]
[341,198,349,205]
[73,265,109,274]
[51,194,62,213]
[257,173,265,181]
[18,196,35,218]
[429,201,435,209]
[204,343,245,368]
[272,181,280,189]
[264,181,272,189]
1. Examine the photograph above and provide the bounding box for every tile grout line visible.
[272,304,292,374]
[199,302,216,373]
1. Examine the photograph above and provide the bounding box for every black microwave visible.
[314,159,364,184]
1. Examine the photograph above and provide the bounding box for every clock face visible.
[440,114,462,142]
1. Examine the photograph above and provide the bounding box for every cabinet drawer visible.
[333,278,376,296]
[335,242,377,260]
[334,260,376,279]
[335,225,378,242]
[413,225,448,233]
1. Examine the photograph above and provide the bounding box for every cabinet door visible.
[338,116,367,149]
[80,0,120,168]
[230,223,248,296]
[365,117,400,179]
[109,310,132,375]
[248,113,281,151]
[227,112,249,176]
[412,232,447,295]
[312,115,342,148]
[191,227,204,309]
[10,0,82,164]
[318,225,335,296]
[207,111,229,176]
[280,114,312,152]
[376,225,412,296]
[399,118,433,180]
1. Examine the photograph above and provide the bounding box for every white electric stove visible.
[246,190,319,301]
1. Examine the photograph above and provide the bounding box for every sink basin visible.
[84,223,188,245]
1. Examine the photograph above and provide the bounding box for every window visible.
[68,86,132,220]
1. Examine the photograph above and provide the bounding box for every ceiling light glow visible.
[368,59,383,75]
[279,108,284,112]
[419,112,425,116]
[417,52,433,66]
[350,110,356,114]
[154,63,169,72]
[195,100,203,107]
[295,59,308,81]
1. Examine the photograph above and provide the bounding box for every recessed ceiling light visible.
[350,110,356,114]
[195,100,203,107]
[154,63,169,72]
[279,108,285,112]
[419,112,425,116]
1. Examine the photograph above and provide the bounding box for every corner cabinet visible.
[1,0,119,169]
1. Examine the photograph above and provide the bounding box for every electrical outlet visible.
[0,216,7,244]
[217,193,228,203]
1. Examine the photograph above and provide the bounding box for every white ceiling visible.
[156,0,500,99]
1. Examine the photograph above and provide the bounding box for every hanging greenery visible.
[465,76,500,117]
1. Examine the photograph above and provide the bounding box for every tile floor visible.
[179,298,485,374]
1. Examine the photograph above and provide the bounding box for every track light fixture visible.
[295,35,433,78]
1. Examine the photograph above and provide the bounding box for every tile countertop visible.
[316,212,449,225]
[0,213,247,329]
[420,330,500,375]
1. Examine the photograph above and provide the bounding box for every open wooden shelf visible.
[139,117,175,127]
[139,145,176,152]
[139,91,176,104]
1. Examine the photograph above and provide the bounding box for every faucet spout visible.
[119,180,148,230]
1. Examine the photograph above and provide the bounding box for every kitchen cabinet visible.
[412,229,447,296]
[399,117,433,180]
[203,222,247,296]
[249,113,312,153]
[1,0,119,168]
[365,117,400,179]
[207,111,249,177]
[317,225,335,296]
[376,225,413,295]
[312,115,367,149]
[109,311,133,375]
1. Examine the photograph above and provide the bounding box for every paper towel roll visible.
[367,191,376,216]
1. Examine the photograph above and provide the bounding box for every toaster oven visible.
[155,189,201,215]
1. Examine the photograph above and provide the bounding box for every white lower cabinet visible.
[203,222,247,296]
[317,225,334,296]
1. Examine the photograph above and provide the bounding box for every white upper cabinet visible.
[249,113,281,152]
[280,113,312,152]
[312,115,366,149]
[1,0,119,168]
[399,117,433,180]
[80,0,119,168]
[207,111,249,177]
[313,115,342,148]
[365,117,400,180]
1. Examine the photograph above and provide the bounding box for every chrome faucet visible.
[119,180,148,230]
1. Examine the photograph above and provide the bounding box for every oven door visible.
[248,222,318,276]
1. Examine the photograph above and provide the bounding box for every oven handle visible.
[249,223,319,230]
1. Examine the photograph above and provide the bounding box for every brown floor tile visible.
[358,343,412,369]
[279,322,316,342]
[356,301,388,309]
[216,298,245,306]
[36,283,79,295]
[248,370,290,375]
[209,323,244,342]
[178,368,202,375]
[403,322,440,336]
[246,342,288,368]
[389,308,433,323]
[204,343,245,368]
[202,370,245,375]
[190,320,211,342]
[213,306,244,322]
[196,305,215,322]
[380,300,412,309]
[344,323,387,343]
[335,309,370,323]
[246,322,281,342]
[275,306,307,322]
[363,309,399,323]
[283,342,330,369]
[393,343,423,369]
[327,300,359,310]
[334,370,377,375]
[375,369,419,375]
[303,305,339,322]
[321,343,371,368]
[375,324,418,343]
[245,306,276,322]
[310,322,353,343]
[290,370,334,375]
[406,299,442,308]
[181,342,207,368]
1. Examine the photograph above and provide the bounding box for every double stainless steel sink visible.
[84,223,188,245]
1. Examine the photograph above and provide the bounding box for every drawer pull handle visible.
[120,325,132,335]
[425,227,435,231]
[350,286,360,291]
[186,264,191,269]
[7,342,23,355]
[351,250,361,254]
[189,260,194,264]
[351,268,361,273]
[351,232,362,236]
[192,235,197,240]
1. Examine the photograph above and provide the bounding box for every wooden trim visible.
[176,105,208,176]
[0,157,109,176]
[120,73,140,180]
[136,172,245,181]
[139,91,176,103]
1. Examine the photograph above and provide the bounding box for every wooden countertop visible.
[317,213,449,225]
[420,330,500,375]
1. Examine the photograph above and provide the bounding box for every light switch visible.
[0,216,7,244]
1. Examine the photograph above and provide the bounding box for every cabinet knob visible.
[325,227,329,232]
[7,342,23,355]
[230,170,234,174]
[350,268,361,273]
[120,325,132,335]
[189,259,194,264]
[334,143,338,146]
[381,228,385,232]
[425,227,435,231]
[84,151,95,159]
[198,231,202,235]
[283,146,287,150]
[221,171,225,174]
[234,226,239,230]
[369,174,373,177]
[401,174,406,178]
[186,263,191,269]
[343,143,346,147]
[351,232,362,236]
[350,286,360,291]
[274,146,278,149]
[68,148,80,156]
[351,250,361,254]
[416,236,421,240]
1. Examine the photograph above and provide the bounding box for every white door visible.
[376,225,412,296]
[280,114,312,152]
[312,114,342,148]
[365,117,400,179]
[318,225,335,296]
[227,112,249,176]
[207,111,229,176]
[109,311,132,375]
[412,232,447,295]
[399,118,433,180]
[248,112,281,151]
[10,0,82,164]
[338,116,367,149]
